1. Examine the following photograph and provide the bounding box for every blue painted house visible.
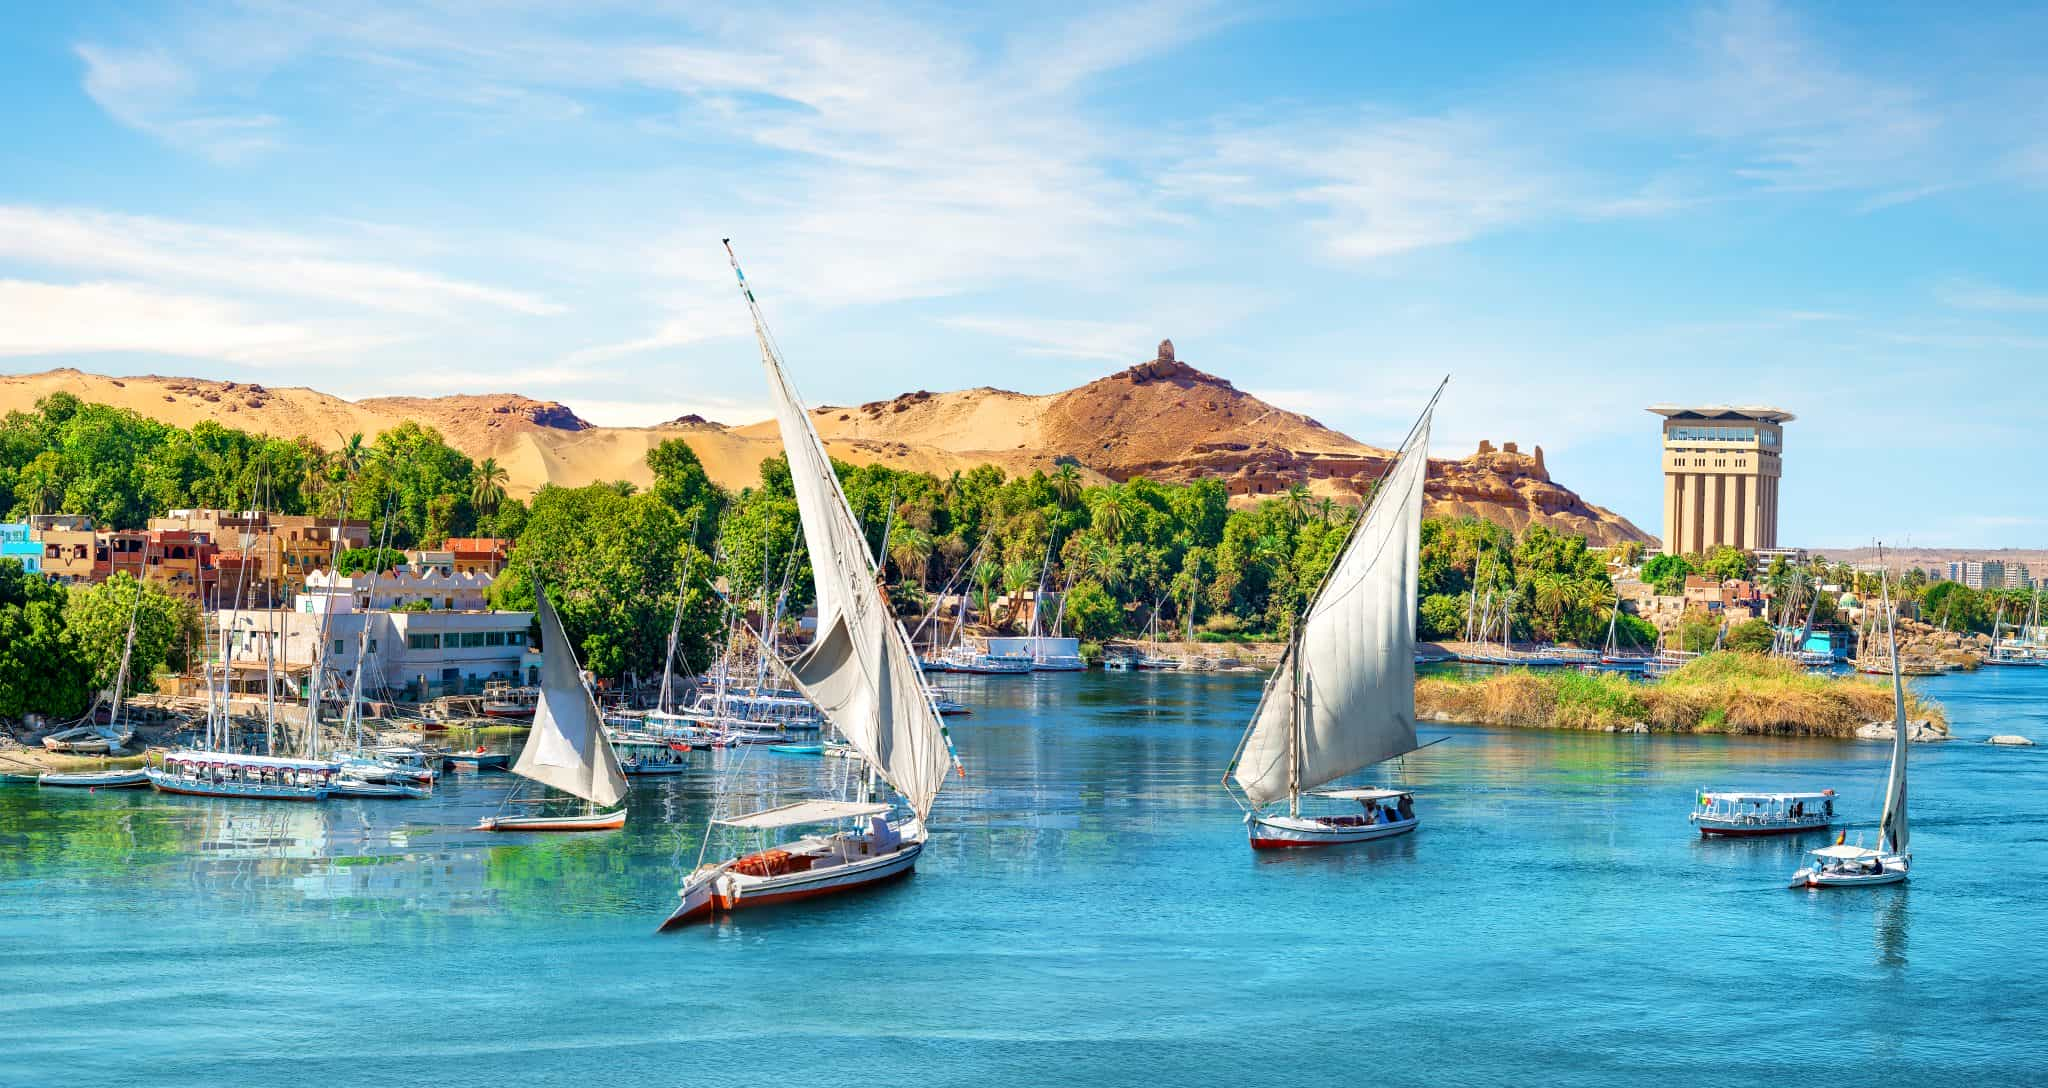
[0,522,40,574]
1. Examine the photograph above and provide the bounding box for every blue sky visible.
[4,1,2047,548]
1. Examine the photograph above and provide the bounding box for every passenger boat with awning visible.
[1225,381,1440,850]
[147,751,334,801]
[1690,790,1834,836]
[475,589,629,832]
[662,243,964,928]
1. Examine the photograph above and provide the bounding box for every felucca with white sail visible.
[660,242,964,928]
[474,588,629,831]
[1791,562,1911,888]
[1224,383,1441,849]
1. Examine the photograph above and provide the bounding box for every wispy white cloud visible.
[1624,0,1947,200]
[1935,278,2048,313]
[940,317,1175,363]
[0,206,562,316]
[0,279,382,362]
[76,44,282,163]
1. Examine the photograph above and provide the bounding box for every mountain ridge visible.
[0,350,1649,545]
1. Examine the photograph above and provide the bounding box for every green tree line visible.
[0,563,201,721]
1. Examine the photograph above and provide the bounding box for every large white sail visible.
[1878,571,1909,855]
[729,244,954,820]
[1231,398,1434,808]
[509,590,627,808]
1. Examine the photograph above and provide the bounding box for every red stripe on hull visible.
[1698,824,1831,838]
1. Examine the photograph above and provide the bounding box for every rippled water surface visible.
[4,666,2045,1087]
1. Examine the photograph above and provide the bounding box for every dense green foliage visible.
[4,394,1714,682]
[0,562,198,721]
[489,441,723,680]
[335,547,408,576]
[0,394,515,547]
[1417,518,1652,647]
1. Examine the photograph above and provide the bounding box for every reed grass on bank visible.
[1415,653,1947,738]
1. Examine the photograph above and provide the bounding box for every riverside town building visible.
[1647,405,1793,557]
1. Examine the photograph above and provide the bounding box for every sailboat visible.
[1225,383,1440,849]
[1791,563,1910,888]
[661,242,964,928]
[44,564,145,755]
[474,589,629,831]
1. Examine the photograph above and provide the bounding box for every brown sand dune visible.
[1,347,1649,545]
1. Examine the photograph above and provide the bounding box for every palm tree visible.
[471,457,508,517]
[339,432,368,479]
[1316,497,1335,524]
[1000,557,1039,631]
[1051,463,1083,508]
[889,526,934,589]
[1092,493,1128,541]
[1283,483,1313,525]
[303,449,334,505]
[1083,539,1125,594]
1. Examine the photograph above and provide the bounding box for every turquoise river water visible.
[4,666,2045,1087]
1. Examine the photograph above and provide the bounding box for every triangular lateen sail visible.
[732,244,954,820]
[1231,397,1434,808]
[1877,569,1909,855]
[509,589,627,808]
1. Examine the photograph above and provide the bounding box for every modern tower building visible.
[1647,405,1793,556]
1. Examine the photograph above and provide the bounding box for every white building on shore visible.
[218,575,536,702]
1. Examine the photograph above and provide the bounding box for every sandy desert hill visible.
[2,345,1650,545]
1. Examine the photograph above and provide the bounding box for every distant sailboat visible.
[1791,562,1910,888]
[661,242,963,927]
[475,589,628,831]
[1225,382,1440,848]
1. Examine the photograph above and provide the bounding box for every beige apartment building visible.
[1648,405,1793,556]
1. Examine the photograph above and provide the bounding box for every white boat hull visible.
[1792,857,1909,888]
[39,769,150,789]
[476,807,626,832]
[1248,811,1418,849]
[660,821,924,928]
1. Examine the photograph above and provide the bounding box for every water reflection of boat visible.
[330,777,432,799]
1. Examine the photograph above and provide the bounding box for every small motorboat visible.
[616,737,693,775]
[40,725,135,755]
[330,776,431,799]
[768,743,825,756]
[39,768,151,789]
[1790,841,1908,888]
[476,805,627,832]
[442,747,510,772]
